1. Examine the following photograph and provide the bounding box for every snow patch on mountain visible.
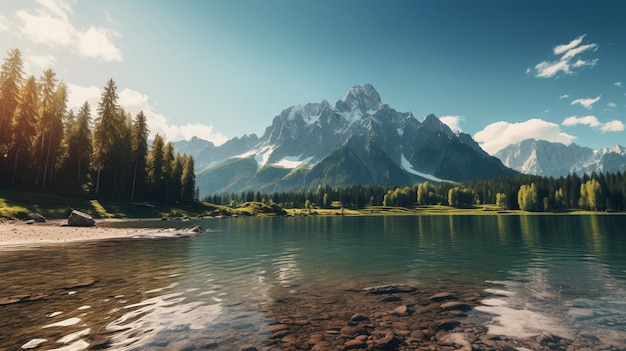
[237,144,277,167]
[272,156,313,169]
[400,154,442,182]
[287,104,322,126]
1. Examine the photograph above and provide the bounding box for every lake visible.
[1,215,625,350]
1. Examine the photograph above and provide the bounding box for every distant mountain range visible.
[176,84,514,196]
[494,139,626,177]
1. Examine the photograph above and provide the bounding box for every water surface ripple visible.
[1,215,625,350]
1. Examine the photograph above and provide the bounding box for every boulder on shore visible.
[67,210,96,227]
[28,213,46,222]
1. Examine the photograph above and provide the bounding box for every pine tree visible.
[162,141,175,203]
[146,134,165,201]
[180,154,196,202]
[130,111,149,200]
[68,102,93,183]
[36,69,57,187]
[10,76,38,184]
[41,79,67,188]
[0,49,24,182]
[92,79,120,195]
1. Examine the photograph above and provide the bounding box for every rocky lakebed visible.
[138,283,620,351]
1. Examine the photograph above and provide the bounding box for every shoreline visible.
[0,220,155,248]
[2,210,625,248]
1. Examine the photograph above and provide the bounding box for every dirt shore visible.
[0,220,155,247]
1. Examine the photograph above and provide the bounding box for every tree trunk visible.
[131,160,137,200]
[95,168,101,194]
[42,133,52,189]
[77,157,81,183]
[11,148,19,184]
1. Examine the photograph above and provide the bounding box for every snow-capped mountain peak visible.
[495,139,626,177]
[335,83,385,116]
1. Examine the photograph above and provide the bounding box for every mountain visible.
[195,84,515,196]
[174,134,259,170]
[495,139,626,177]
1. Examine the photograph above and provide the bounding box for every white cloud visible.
[67,84,229,145]
[77,26,122,62]
[534,60,570,78]
[439,115,464,133]
[16,8,74,46]
[570,96,600,109]
[559,94,569,100]
[474,118,575,155]
[553,35,585,55]
[561,43,597,60]
[28,53,56,70]
[572,58,598,68]
[615,82,623,88]
[67,83,102,112]
[117,88,228,145]
[14,0,122,62]
[562,115,623,133]
[532,35,598,78]
[562,115,600,127]
[601,120,624,133]
[607,102,617,108]
[37,0,73,21]
[0,15,9,32]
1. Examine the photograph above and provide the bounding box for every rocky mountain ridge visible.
[494,139,626,177]
[177,84,515,196]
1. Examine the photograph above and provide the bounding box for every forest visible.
[0,48,196,203]
[206,171,626,213]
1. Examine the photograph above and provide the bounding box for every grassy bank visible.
[0,189,237,220]
[0,190,616,221]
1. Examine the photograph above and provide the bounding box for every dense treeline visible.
[465,171,626,212]
[205,182,464,209]
[207,171,626,212]
[0,48,196,203]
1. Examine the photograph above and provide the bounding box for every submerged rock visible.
[362,284,417,294]
[189,225,205,233]
[440,301,471,311]
[67,210,95,227]
[429,292,456,302]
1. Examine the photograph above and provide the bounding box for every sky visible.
[1,0,625,154]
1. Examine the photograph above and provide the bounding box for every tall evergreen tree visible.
[42,80,67,188]
[10,76,38,184]
[92,79,120,195]
[130,111,149,200]
[146,134,165,201]
[0,49,24,182]
[66,102,92,183]
[180,154,196,202]
[162,142,175,203]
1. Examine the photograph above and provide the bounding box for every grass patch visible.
[0,189,236,220]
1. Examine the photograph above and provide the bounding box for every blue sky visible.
[1,0,625,154]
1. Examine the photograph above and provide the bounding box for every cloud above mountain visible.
[439,115,464,133]
[474,118,576,155]
[530,34,598,78]
[562,115,624,133]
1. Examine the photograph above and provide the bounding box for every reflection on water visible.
[1,215,626,349]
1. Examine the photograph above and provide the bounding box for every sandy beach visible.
[0,220,159,247]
